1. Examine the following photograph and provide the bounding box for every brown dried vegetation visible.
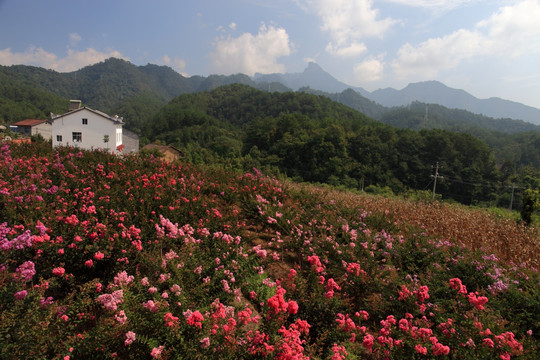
[292,183,539,269]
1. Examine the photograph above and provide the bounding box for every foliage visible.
[141,85,523,207]
[0,143,538,359]
[1,60,539,210]
[0,66,68,124]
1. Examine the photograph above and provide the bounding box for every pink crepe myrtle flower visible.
[115,310,127,325]
[164,312,179,327]
[415,285,430,303]
[432,341,450,356]
[287,300,299,315]
[15,261,35,282]
[415,344,428,355]
[40,296,54,308]
[362,334,375,350]
[14,290,27,300]
[356,310,369,321]
[307,255,324,273]
[142,300,159,312]
[468,292,489,310]
[150,345,164,359]
[124,331,136,346]
[113,271,134,287]
[97,290,124,311]
[185,310,204,328]
[200,337,210,349]
[331,343,348,360]
[94,251,105,260]
[52,267,65,277]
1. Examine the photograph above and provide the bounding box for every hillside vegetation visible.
[142,84,540,209]
[1,59,539,209]
[0,142,538,359]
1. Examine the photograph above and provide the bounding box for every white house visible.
[51,103,124,153]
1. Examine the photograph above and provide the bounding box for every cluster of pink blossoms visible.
[184,310,204,328]
[96,290,124,311]
[15,261,35,282]
[449,277,489,310]
[267,287,299,315]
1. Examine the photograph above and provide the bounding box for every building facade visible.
[51,107,124,153]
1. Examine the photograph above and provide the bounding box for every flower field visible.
[0,142,538,359]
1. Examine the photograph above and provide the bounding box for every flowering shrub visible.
[0,143,537,359]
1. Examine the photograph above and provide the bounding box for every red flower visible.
[52,267,65,277]
[186,311,204,328]
[164,312,179,327]
[287,300,299,315]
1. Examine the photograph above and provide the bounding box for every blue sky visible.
[1,0,539,109]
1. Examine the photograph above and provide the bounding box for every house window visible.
[72,132,82,143]
[56,135,62,142]
[82,118,88,125]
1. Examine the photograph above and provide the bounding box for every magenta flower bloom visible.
[15,261,35,282]
[14,290,27,300]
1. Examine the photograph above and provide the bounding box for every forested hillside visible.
[0,68,69,122]
[142,84,536,207]
[0,58,287,131]
[1,59,539,209]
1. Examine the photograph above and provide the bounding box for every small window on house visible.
[82,118,88,125]
[72,132,82,143]
[56,135,62,142]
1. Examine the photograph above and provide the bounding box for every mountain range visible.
[253,62,540,126]
[1,58,539,131]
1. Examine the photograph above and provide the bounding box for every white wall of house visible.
[32,122,52,140]
[51,108,123,153]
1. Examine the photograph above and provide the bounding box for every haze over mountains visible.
[253,62,540,126]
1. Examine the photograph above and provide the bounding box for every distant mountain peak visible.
[252,62,369,96]
[305,62,323,72]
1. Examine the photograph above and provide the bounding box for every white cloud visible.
[300,0,398,57]
[0,46,128,72]
[382,0,476,9]
[173,57,187,74]
[392,0,540,79]
[69,33,82,46]
[210,24,291,75]
[229,22,237,31]
[158,55,188,75]
[354,57,384,82]
[392,29,483,78]
[325,42,367,57]
[476,0,540,56]
[161,54,171,64]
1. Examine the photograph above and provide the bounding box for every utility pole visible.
[431,162,443,201]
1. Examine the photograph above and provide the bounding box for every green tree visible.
[520,189,539,226]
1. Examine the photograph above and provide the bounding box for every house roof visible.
[142,144,184,156]
[51,107,124,125]
[12,119,48,127]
